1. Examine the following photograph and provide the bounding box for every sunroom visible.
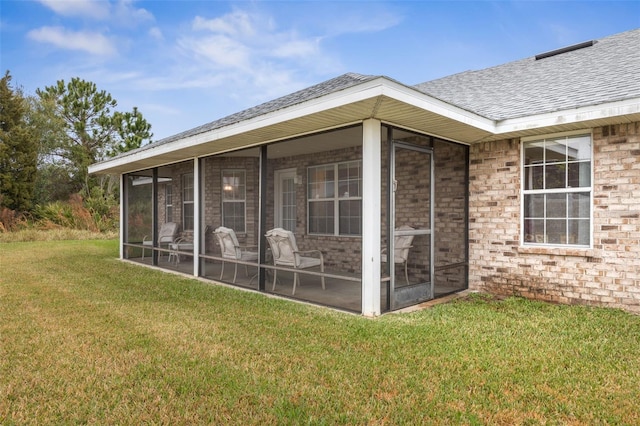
[90,74,493,315]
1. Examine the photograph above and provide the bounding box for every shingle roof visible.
[129,72,379,156]
[413,28,640,121]
[113,29,640,161]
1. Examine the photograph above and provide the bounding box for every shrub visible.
[0,206,28,232]
[31,192,118,233]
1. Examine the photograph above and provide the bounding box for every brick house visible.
[90,29,640,316]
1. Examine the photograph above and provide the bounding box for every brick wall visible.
[469,122,640,313]
[201,155,260,254]
[267,146,363,273]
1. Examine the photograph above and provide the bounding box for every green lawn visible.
[1,239,639,424]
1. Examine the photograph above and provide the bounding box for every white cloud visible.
[271,37,320,59]
[38,0,110,20]
[27,26,117,56]
[336,11,402,34]
[38,0,153,27]
[139,102,182,116]
[148,27,163,40]
[166,7,369,109]
[179,9,330,77]
[192,10,257,37]
[179,34,251,70]
[113,0,154,27]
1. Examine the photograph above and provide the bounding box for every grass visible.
[0,228,117,243]
[1,239,640,424]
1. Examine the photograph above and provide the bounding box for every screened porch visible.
[122,124,468,314]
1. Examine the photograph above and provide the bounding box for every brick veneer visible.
[201,155,260,254]
[267,145,364,273]
[469,122,640,313]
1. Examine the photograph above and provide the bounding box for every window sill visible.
[306,233,362,239]
[516,245,601,258]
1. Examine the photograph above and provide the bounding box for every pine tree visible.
[0,71,37,212]
[36,78,153,197]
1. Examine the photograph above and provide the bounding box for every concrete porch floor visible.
[128,255,466,314]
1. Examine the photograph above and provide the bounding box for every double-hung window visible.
[522,133,591,246]
[165,184,173,223]
[308,160,362,236]
[182,173,194,231]
[222,170,246,233]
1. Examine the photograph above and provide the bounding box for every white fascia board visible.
[89,77,495,174]
[495,98,640,134]
[377,79,496,133]
[89,81,387,174]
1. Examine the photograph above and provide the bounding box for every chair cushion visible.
[297,256,321,269]
[240,251,259,262]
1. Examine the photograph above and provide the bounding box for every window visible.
[182,173,194,231]
[165,184,173,223]
[523,134,591,246]
[222,170,246,233]
[308,161,362,236]
[275,169,297,232]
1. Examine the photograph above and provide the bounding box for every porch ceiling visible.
[94,104,491,175]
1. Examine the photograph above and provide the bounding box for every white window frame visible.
[307,160,362,236]
[165,183,173,223]
[521,131,593,248]
[221,169,246,233]
[182,173,194,231]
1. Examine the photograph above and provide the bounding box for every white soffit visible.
[89,78,493,175]
[88,76,640,175]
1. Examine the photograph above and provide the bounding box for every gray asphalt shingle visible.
[130,72,379,155]
[115,29,639,159]
[413,28,640,121]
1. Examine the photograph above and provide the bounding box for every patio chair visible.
[167,236,194,265]
[213,226,258,283]
[142,222,180,259]
[265,228,325,295]
[381,225,415,284]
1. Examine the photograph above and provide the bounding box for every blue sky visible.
[1,1,639,141]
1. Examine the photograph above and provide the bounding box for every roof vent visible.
[535,40,596,60]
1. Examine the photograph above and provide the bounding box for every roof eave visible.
[89,77,494,175]
[88,75,640,176]
[484,97,640,141]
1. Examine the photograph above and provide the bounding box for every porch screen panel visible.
[266,125,364,313]
[154,161,195,272]
[199,151,260,289]
[124,171,153,260]
[433,138,469,297]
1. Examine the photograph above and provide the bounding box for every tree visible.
[35,77,152,197]
[110,107,153,156]
[0,71,37,212]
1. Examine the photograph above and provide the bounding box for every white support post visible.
[361,119,382,316]
[193,158,200,277]
[119,173,124,260]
